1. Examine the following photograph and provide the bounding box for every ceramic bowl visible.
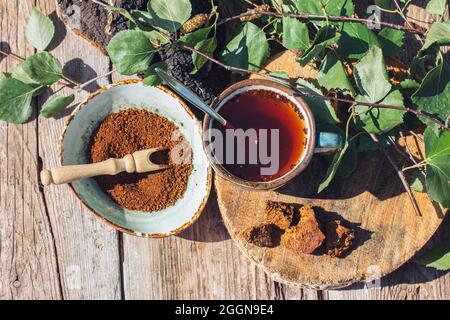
[60,80,212,237]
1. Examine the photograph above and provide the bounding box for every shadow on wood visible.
[0,41,10,63]
[177,188,231,243]
[336,214,449,291]
[62,58,100,93]
[47,10,67,51]
[312,206,373,258]
[277,151,405,201]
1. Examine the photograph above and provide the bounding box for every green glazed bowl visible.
[60,80,212,237]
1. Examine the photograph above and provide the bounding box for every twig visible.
[393,0,414,30]
[242,0,257,8]
[61,74,81,87]
[181,44,261,76]
[398,130,426,178]
[0,48,77,88]
[298,94,449,131]
[181,43,448,131]
[0,49,25,62]
[217,10,425,36]
[402,125,424,143]
[386,134,412,163]
[76,69,116,91]
[393,0,424,44]
[370,133,422,217]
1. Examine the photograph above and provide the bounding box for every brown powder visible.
[90,109,193,212]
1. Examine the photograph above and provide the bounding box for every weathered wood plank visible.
[35,0,121,299]
[325,263,450,300]
[121,186,317,299]
[325,0,450,301]
[116,0,317,300]
[0,0,446,300]
[326,220,450,300]
[0,0,62,300]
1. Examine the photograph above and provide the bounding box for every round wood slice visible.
[215,51,447,289]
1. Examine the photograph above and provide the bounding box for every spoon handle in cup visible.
[155,68,229,127]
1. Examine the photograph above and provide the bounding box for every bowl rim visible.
[59,79,212,238]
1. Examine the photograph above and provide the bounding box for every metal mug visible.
[202,79,343,191]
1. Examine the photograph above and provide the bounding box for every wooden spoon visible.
[40,147,170,187]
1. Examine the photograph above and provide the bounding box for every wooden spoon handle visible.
[41,155,137,186]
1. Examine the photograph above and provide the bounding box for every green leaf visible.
[416,217,450,271]
[377,28,405,57]
[399,79,420,91]
[144,30,171,46]
[296,79,340,125]
[180,26,214,47]
[147,0,192,33]
[10,64,35,84]
[104,4,136,23]
[220,22,269,72]
[130,10,156,31]
[11,52,62,86]
[417,242,450,271]
[354,46,391,103]
[180,25,217,73]
[0,79,37,123]
[422,21,450,51]
[143,62,167,87]
[318,50,355,95]
[282,17,310,50]
[410,170,426,193]
[107,30,155,76]
[268,71,290,82]
[292,0,354,18]
[426,0,447,15]
[40,94,75,118]
[357,132,394,152]
[27,6,55,51]
[337,23,381,59]
[318,138,351,193]
[424,128,450,208]
[355,90,405,134]
[298,26,340,66]
[319,123,357,178]
[180,26,217,74]
[412,61,450,132]
[192,37,217,74]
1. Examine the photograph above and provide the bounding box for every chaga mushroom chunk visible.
[282,205,325,254]
[325,220,355,258]
[265,200,295,230]
[242,224,279,248]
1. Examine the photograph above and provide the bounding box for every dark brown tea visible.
[212,89,307,182]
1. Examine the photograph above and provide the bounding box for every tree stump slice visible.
[215,51,447,289]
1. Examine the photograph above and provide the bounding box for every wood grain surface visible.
[217,52,446,287]
[0,0,448,299]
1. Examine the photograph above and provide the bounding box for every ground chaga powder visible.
[90,109,193,212]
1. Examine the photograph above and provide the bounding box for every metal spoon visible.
[155,68,231,128]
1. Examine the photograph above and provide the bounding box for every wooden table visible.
[0,0,449,300]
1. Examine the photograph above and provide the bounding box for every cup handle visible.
[314,132,344,154]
